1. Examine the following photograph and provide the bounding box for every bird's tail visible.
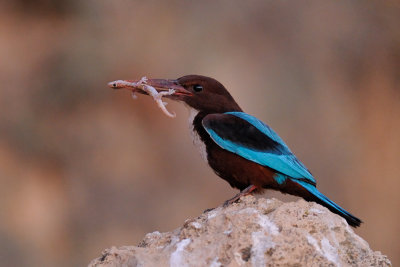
[294,180,362,227]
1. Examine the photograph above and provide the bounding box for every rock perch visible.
[89,196,391,267]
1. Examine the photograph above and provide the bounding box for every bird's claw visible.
[222,185,257,207]
[222,196,240,207]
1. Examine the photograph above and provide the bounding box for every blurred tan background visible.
[0,0,399,266]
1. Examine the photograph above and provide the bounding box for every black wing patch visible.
[202,114,289,155]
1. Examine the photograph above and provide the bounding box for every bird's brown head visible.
[175,75,242,113]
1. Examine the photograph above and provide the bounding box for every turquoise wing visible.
[202,112,316,184]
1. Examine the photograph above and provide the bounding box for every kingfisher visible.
[111,75,362,227]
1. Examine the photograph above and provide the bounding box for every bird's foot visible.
[222,185,257,207]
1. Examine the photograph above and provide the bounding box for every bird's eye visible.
[193,84,203,92]
[113,83,117,88]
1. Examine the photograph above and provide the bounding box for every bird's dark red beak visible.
[146,79,193,96]
[108,78,192,97]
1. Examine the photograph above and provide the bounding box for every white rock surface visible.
[89,196,391,267]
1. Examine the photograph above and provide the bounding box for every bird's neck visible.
[186,107,209,137]
[187,108,206,123]
[186,107,210,162]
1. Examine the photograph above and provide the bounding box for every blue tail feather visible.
[295,180,362,227]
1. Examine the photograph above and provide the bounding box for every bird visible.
[111,74,362,227]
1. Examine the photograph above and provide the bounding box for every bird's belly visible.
[207,144,279,190]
